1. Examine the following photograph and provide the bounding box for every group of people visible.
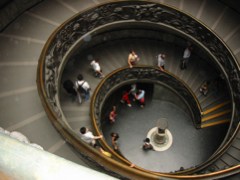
[107,83,148,153]
[79,126,120,155]
[85,46,193,80]
[120,84,145,108]
[79,125,154,155]
[63,58,105,104]
[63,43,193,104]
[108,84,145,124]
[79,126,137,167]
[65,44,196,159]
[128,44,193,71]
[128,46,213,98]
[157,44,193,71]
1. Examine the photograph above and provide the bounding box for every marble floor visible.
[102,95,228,172]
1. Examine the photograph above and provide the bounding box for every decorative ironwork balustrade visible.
[42,1,239,131]
[37,0,240,178]
[92,66,201,129]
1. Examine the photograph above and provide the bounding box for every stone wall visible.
[0,0,42,31]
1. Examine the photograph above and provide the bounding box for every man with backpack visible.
[75,74,91,103]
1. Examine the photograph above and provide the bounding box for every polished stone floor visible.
[102,97,228,172]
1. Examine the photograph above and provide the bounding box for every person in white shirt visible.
[157,53,166,71]
[75,74,91,102]
[90,59,104,78]
[80,127,112,157]
[128,50,140,68]
[135,89,145,108]
[180,45,193,70]
[80,127,102,146]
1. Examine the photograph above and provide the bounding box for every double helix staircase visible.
[0,0,240,179]
[61,37,231,129]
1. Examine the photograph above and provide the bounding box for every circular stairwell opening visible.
[100,82,229,172]
[37,2,238,178]
[59,32,231,173]
[57,14,232,175]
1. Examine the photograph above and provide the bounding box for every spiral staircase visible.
[0,0,240,179]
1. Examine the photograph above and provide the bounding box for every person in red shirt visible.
[120,91,132,107]
[109,106,117,123]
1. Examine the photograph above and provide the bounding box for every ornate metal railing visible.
[42,0,239,131]
[37,0,240,179]
[92,66,201,130]
[91,65,202,171]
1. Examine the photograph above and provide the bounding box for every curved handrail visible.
[46,0,239,135]
[175,122,240,175]
[36,0,240,179]
[91,65,203,173]
[37,64,159,179]
[91,65,201,127]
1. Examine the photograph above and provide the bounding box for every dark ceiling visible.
[218,0,240,14]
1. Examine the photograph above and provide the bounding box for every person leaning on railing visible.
[79,127,111,157]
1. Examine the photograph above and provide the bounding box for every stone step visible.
[202,109,231,122]
[201,101,231,115]
[201,119,230,129]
